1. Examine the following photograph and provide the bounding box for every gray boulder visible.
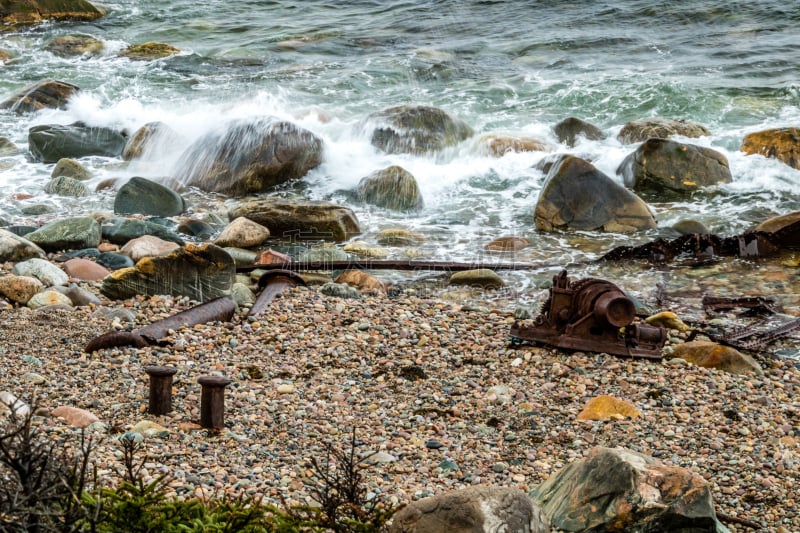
[44,176,90,197]
[28,122,126,163]
[100,243,235,301]
[365,105,474,155]
[356,165,423,211]
[0,79,80,114]
[534,155,656,233]
[618,118,710,144]
[530,447,730,533]
[553,117,605,147]
[228,198,360,242]
[169,116,323,196]
[114,177,185,216]
[101,217,185,246]
[0,229,46,261]
[12,258,69,286]
[0,137,20,156]
[25,216,101,252]
[617,138,732,198]
[391,486,549,533]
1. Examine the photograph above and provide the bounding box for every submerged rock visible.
[120,41,180,60]
[617,118,710,144]
[51,158,92,180]
[617,138,732,197]
[553,117,605,147]
[0,79,80,114]
[0,0,104,26]
[365,105,474,155]
[477,134,552,156]
[741,127,800,169]
[534,155,656,233]
[44,176,90,197]
[46,35,104,57]
[122,121,184,161]
[170,116,323,196]
[356,165,424,211]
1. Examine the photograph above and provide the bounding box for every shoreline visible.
[1,284,798,532]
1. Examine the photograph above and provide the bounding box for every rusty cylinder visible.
[145,365,177,415]
[198,375,232,429]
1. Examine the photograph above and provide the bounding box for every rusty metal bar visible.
[703,295,781,315]
[236,259,550,273]
[247,270,306,318]
[198,375,232,429]
[145,365,177,415]
[709,316,800,351]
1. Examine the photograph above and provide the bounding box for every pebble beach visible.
[1,282,798,532]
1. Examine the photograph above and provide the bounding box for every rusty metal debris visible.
[509,270,667,359]
[707,315,800,352]
[247,269,306,318]
[85,296,236,353]
[702,295,782,315]
[237,259,548,273]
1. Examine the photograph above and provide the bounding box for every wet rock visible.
[46,34,103,57]
[449,269,504,289]
[122,121,184,161]
[530,447,729,533]
[478,134,552,156]
[223,247,258,266]
[669,341,763,376]
[177,218,216,240]
[0,79,80,114]
[617,138,732,197]
[51,158,92,180]
[645,311,690,332]
[375,228,426,246]
[553,117,605,147]
[484,236,530,252]
[672,219,710,235]
[119,235,182,262]
[214,217,270,248]
[44,175,90,197]
[100,243,235,301]
[0,136,20,156]
[120,41,180,60]
[577,395,641,421]
[0,275,43,304]
[343,241,389,258]
[230,282,256,307]
[228,197,360,242]
[755,210,800,234]
[101,217,185,246]
[170,116,323,196]
[534,155,656,232]
[299,245,349,263]
[320,282,360,299]
[741,127,800,169]
[114,176,185,216]
[62,257,110,281]
[390,486,549,533]
[96,251,135,270]
[11,259,67,288]
[365,105,474,155]
[255,248,291,264]
[25,216,101,252]
[335,270,386,295]
[0,229,46,261]
[28,289,73,309]
[28,122,126,163]
[617,118,710,144]
[356,165,424,211]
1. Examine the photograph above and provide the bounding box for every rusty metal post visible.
[145,365,177,415]
[198,375,232,429]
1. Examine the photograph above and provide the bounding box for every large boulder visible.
[228,198,360,242]
[28,122,127,163]
[669,341,763,376]
[618,118,710,144]
[534,155,657,233]
[25,216,101,252]
[477,134,552,156]
[100,243,235,301]
[46,35,103,57]
[169,117,323,196]
[213,217,270,248]
[553,117,605,147]
[0,0,104,26]
[121,121,183,161]
[0,229,46,262]
[530,447,730,533]
[114,177,185,216]
[356,165,423,211]
[364,105,474,155]
[100,217,185,246]
[0,79,80,114]
[390,486,549,533]
[617,138,732,197]
[741,127,800,169]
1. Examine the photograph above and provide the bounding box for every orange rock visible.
[741,127,800,169]
[335,269,386,295]
[485,236,531,252]
[670,341,763,375]
[256,248,291,265]
[577,395,641,421]
[50,405,100,427]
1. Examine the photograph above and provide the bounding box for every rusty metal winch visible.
[510,270,666,359]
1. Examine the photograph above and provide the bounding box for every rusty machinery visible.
[510,270,667,359]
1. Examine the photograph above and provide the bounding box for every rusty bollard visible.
[198,375,232,429]
[145,365,177,415]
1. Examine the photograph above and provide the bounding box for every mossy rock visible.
[366,105,474,155]
[46,34,103,57]
[0,0,104,27]
[0,79,80,114]
[51,158,92,180]
[553,117,605,147]
[44,175,90,197]
[120,41,180,60]
[617,118,710,144]
[356,165,424,211]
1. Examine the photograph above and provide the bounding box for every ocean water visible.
[1,0,800,322]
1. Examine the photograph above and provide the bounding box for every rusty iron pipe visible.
[247,270,306,318]
[137,296,236,341]
[145,365,177,415]
[198,375,232,429]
